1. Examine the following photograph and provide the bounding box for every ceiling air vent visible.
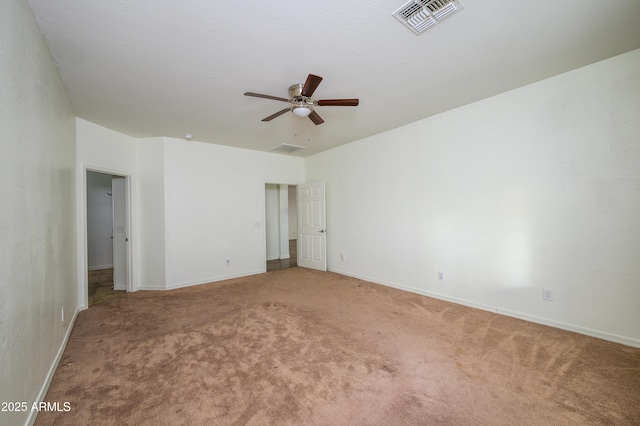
[271,143,306,153]
[393,0,464,35]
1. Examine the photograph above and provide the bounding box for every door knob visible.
[319,229,326,233]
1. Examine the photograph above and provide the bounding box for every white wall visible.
[77,126,304,290]
[86,171,113,269]
[306,49,640,347]
[138,137,166,290]
[266,184,294,261]
[265,184,280,260]
[0,0,77,424]
[163,138,304,288]
[288,186,298,240]
[76,119,142,301]
[279,185,290,259]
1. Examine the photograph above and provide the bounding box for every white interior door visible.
[112,176,128,290]
[297,182,327,271]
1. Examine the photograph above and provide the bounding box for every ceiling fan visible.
[244,74,359,125]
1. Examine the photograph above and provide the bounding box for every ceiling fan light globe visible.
[292,106,312,117]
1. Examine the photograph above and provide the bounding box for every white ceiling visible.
[27,0,640,157]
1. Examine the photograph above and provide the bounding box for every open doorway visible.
[265,184,298,271]
[86,171,129,305]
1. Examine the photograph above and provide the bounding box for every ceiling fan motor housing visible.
[289,84,310,103]
[289,83,313,116]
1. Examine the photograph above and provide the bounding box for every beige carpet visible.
[37,268,640,425]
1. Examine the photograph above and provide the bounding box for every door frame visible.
[79,165,134,309]
[111,175,128,290]
[263,182,300,271]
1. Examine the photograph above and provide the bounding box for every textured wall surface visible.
[0,0,77,424]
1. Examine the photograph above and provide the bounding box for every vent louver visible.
[271,143,306,153]
[393,0,464,35]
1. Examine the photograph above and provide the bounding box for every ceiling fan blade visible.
[308,110,324,125]
[316,99,359,106]
[244,92,290,102]
[301,74,323,97]
[262,108,291,122]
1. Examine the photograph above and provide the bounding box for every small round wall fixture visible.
[184,133,193,140]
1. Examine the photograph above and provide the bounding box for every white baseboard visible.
[26,307,80,426]
[266,255,290,261]
[333,268,498,313]
[166,270,266,290]
[137,270,266,292]
[330,268,640,349]
[495,308,640,348]
[136,285,167,291]
[88,264,113,271]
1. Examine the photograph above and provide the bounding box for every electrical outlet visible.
[438,272,445,281]
[340,253,345,262]
[543,288,553,301]
[226,259,231,266]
